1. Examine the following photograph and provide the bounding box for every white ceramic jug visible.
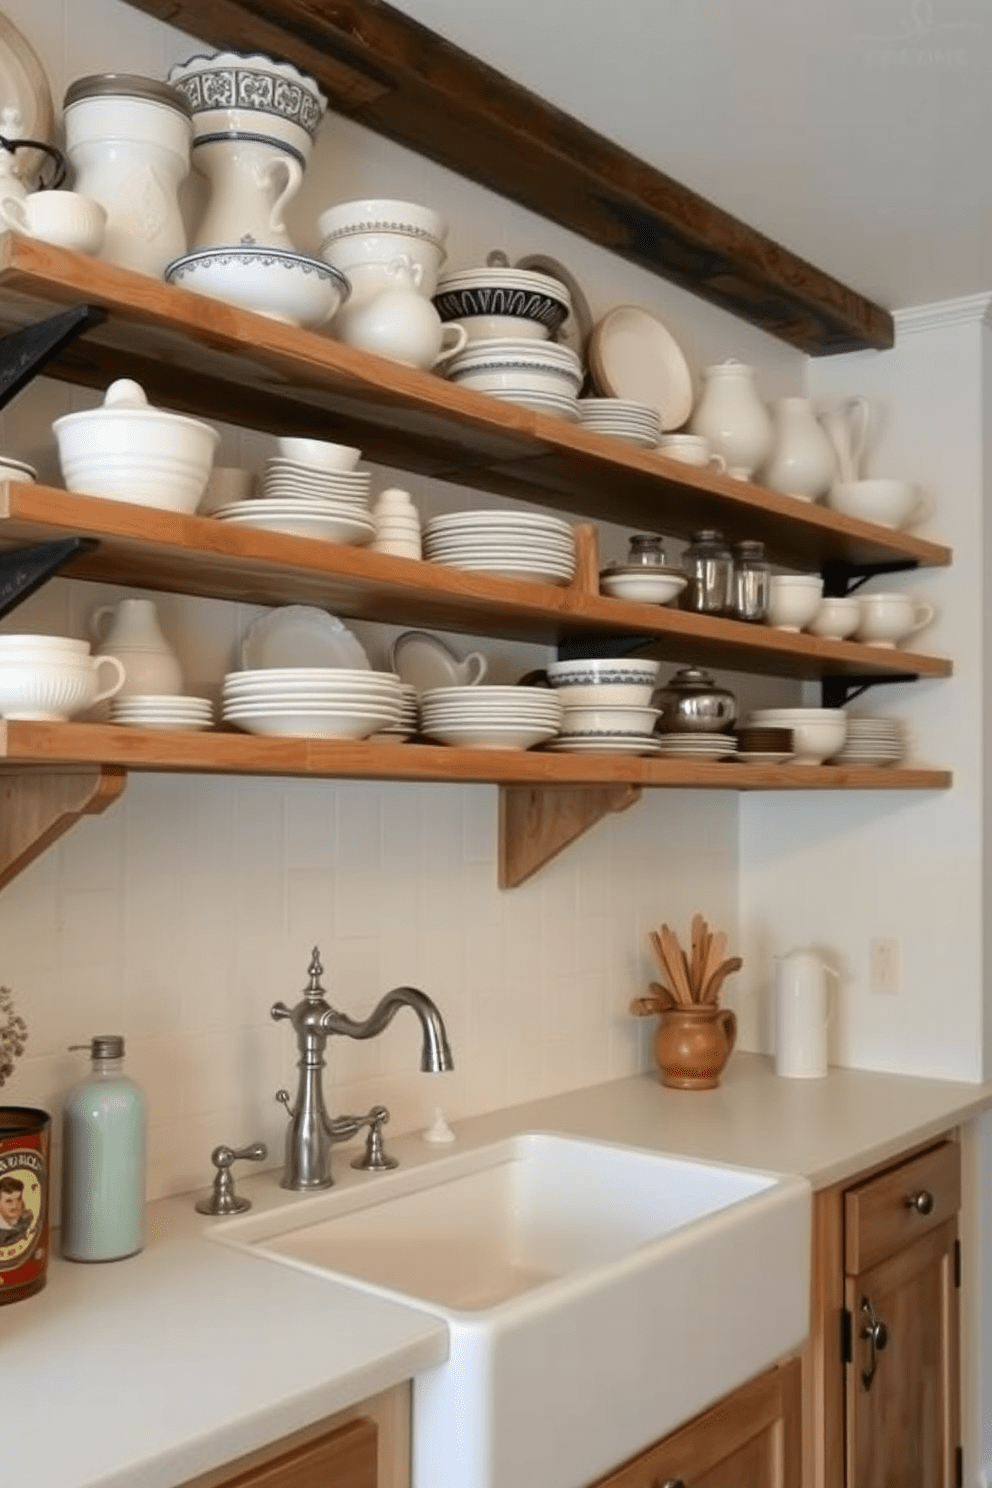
[821,397,873,484]
[688,359,774,478]
[333,256,468,370]
[189,137,304,251]
[774,950,837,1079]
[90,598,184,697]
[761,397,837,501]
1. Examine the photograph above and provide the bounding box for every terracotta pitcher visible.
[653,1005,737,1090]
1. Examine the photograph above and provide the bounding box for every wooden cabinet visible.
[807,1137,961,1488]
[590,1356,802,1487]
[0,233,955,889]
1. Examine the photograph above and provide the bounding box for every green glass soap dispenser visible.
[61,1035,146,1263]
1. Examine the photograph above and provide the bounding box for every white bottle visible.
[61,1035,146,1262]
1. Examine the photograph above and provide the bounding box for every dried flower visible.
[0,986,28,1087]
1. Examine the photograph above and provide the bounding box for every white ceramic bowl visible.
[825,478,925,529]
[0,634,91,655]
[444,338,583,398]
[433,267,571,343]
[599,569,687,605]
[546,657,660,708]
[52,379,219,514]
[766,574,824,631]
[748,707,847,765]
[165,246,350,329]
[559,703,660,736]
[169,52,326,159]
[275,437,361,472]
[317,199,449,298]
[0,653,125,720]
[806,596,861,640]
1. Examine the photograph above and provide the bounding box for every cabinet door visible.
[591,1357,801,1488]
[845,1218,959,1488]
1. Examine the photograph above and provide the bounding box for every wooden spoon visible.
[660,923,693,1005]
[702,955,743,1005]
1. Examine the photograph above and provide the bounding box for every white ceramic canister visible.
[688,359,774,477]
[60,1035,146,1263]
[62,74,193,276]
[774,950,837,1079]
[761,396,837,501]
[90,598,184,697]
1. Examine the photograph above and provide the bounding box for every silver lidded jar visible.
[680,529,734,616]
[653,667,737,734]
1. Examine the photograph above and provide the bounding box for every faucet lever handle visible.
[194,1141,268,1215]
[351,1105,399,1172]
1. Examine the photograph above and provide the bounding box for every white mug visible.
[774,950,837,1079]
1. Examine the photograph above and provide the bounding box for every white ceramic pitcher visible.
[90,598,184,697]
[822,397,873,484]
[688,359,774,478]
[774,949,838,1079]
[761,397,837,501]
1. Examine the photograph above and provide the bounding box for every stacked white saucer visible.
[419,684,563,750]
[110,693,214,731]
[831,715,906,767]
[369,684,419,741]
[654,731,738,761]
[211,456,375,545]
[220,668,404,738]
[423,510,576,585]
[577,398,660,447]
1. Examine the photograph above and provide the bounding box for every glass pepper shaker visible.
[625,534,666,567]
[731,540,771,623]
[680,529,733,615]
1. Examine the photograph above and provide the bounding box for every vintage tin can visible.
[0,1106,51,1304]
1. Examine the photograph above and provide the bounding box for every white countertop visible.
[5,1052,992,1488]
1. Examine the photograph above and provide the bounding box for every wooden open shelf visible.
[0,236,950,573]
[0,489,952,686]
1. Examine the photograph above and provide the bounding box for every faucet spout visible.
[321,985,454,1072]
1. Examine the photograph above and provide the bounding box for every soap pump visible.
[61,1034,146,1263]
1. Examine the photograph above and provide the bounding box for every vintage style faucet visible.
[271,947,454,1190]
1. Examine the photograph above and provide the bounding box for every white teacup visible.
[657,434,726,471]
[806,595,861,641]
[0,190,107,255]
[855,592,935,648]
[766,573,824,632]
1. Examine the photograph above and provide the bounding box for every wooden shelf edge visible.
[0,764,126,890]
[498,783,641,888]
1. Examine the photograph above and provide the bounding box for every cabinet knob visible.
[906,1187,934,1215]
[860,1294,889,1391]
[654,1480,687,1488]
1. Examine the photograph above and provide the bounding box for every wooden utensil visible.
[660,923,693,1005]
[702,955,743,1005]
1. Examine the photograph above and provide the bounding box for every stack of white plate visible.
[832,715,906,767]
[211,458,375,545]
[576,398,661,447]
[654,731,738,761]
[420,685,563,751]
[369,683,419,741]
[220,668,404,738]
[423,510,576,585]
[110,693,214,731]
[443,338,584,420]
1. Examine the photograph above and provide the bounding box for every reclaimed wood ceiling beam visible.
[121,0,893,355]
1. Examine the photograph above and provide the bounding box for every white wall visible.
[0,0,806,1206]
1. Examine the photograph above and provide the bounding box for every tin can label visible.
[0,1112,50,1303]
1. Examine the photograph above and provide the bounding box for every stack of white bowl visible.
[371,487,422,559]
[423,510,575,585]
[212,435,375,545]
[220,668,404,738]
[544,656,661,754]
[577,398,660,447]
[0,635,125,721]
[419,685,562,751]
[443,337,583,419]
[831,715,906,767]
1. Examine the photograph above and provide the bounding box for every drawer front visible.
[844,1139,960,1275]
[214,1416,377,1488]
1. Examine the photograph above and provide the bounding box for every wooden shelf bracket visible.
[498,782,641,888]
[0,766,127,890]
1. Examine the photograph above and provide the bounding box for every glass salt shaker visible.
[680,529,733,615]
[731,540,771,623]
[625,534,666,567]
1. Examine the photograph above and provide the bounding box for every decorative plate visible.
[239,606,370,671]
[588,305,694,432]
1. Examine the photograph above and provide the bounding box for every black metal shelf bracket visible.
[0,538,99,619]
[820,557,920,597]
[0,303,107,412]
[821,671,919,709]
[557,634,659,662]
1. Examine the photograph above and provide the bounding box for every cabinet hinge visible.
[955,1237,962,1288]
[841,1306,853,1364]
[956,1444,963,1487]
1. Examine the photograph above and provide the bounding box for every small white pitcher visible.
[90,598,184,697]
[774,949,838,1079]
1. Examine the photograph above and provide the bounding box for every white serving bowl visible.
[599,569,687,605]
[559,704,660,736]
[825,478,925,529]
[433,266,571,343]
[317,199,449,298]
[0,653,125,721]
[748,707,847,765]
[166,246,349,329]
[0,634,91,656]
[444,338,583,399]
[546,657,660,708]
[169,51,326,159]
[275,437,361,472]
[52,379,219,514]
[766,574,824,631]
[806,596,861,640]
